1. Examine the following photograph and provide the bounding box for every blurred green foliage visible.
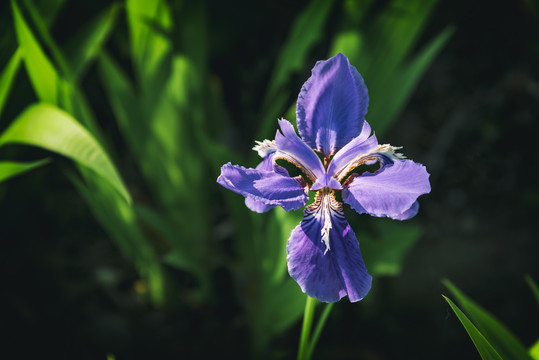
[0,0,450,356]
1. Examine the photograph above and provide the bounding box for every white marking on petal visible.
[305,189,343,255]
[253,139,277,158]
[376,144,406,160]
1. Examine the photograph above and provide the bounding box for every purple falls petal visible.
[342,160,431,218]
[217,163,308,211]
[296,53,369,157]
[245,155,278,213]
[286,192,372,302]
[327,121,378,180]
[390,201,419,220]
[274,119,325,181]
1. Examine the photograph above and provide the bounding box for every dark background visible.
[1,0,538,359]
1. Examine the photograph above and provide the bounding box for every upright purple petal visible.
[342,160,431,218]
[327,121,378,181]
[286,192,372,302]
[274,119,325,181]
[217,163,308,211]
[296,53,369,157]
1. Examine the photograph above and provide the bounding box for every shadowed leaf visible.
[443,296,503,360]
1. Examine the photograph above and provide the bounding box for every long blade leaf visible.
[444,280,533,360]
[443,296,503,360]
[0,49,22,120]
[0,158,49,183]
[0,103,131,203]
[12,0,60,103]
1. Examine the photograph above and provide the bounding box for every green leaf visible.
[359,219,421,276]
[12,0,61,103]
[65,3,121,80]
[443,296,503,360]
[69,172,165,306]
[525,275,539,309]
[530,339,539,360]
[0,103,131,203]
[444,279,533,360]
[126,0,171,83]
[0,159,49,183]
[369,26,454,135]
[0,49,22,120]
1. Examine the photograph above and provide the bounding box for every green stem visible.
[298,296,316,360]
[306,302,334,359]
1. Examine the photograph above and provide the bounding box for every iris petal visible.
[342,160,430,218]
[286,192,372,302]
[327,121,378,180]
[245,155,278,213]
[274,119,325,181]
[390,201,420,220]
[217,162,308,211]
[296,53,369,157]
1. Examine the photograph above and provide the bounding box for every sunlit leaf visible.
[444,279,533,360]
[0,103,131,203]
[126,0,171,83]
[0,49,22,120]
[12,0,60,103]
[0,159,49,183]
[530,339,539,360]
[443,296,503,360]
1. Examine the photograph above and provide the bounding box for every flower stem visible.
[298,296,316,360]
[306,302,334,359]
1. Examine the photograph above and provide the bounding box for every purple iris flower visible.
[217,53,431,303]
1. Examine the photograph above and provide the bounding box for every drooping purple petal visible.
[390,201,419,220]
[327,121,378,181]
[274,119,325,181]
[217,163,308,211]
[296,53,369,157]
[342,160,431,218]
[286,192,372,302]
[245,155,278,213]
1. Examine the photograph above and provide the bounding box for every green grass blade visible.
[0,49,22,120]
[0,158,49,183]
[0,103,131,203]
[12,0,60,103]
[525,275,539,308]
[444,279,533,360]
[443,296,503,360]
[20,0,72,79]
[65,3,121,81]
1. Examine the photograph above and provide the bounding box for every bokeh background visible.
[0,0,538,359]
